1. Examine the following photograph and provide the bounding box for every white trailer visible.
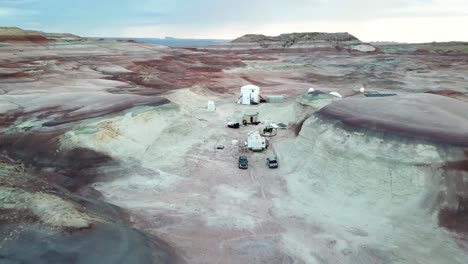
[246,131,267,151]
[238,84,260,105]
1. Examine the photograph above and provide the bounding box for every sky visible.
[1,0,468,42]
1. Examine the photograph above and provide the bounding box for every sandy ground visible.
[60,87,468,264]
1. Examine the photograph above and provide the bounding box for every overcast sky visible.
[1,0,467,42]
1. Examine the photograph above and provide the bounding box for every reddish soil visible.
[0,131,117,193]
[0,34,50,43]
[0,71,31,78]
[42,98,170,127]
[426,90,468,102]
[110,53,250,95]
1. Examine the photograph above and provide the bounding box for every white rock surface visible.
[350,44,376,52]
[58,89,468,263]
[274,114,467,263]
[320,93,468,146]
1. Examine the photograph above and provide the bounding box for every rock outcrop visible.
[0,156,179,264]
[318,94,468,147]
[0,27,50,43]
[0,27,80,43]
[44,32,81,41]
[230,32,377,52]
[274,94,468,261]
[314,94,468,240]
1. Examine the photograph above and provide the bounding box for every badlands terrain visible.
[1,27,468,263]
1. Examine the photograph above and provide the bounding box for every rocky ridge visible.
[0,27,50,42]
[230,32,377,52]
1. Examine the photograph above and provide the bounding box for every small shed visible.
[242,112,259,125]
[238,84,260,105]
[207,100,216,111]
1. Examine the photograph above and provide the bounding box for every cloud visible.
[131,0,468,24]
[107,0,467,41]
[115,14,468,43]
[0,6,37,17]
[2,0,468,42]
[0,0,37,4]
[118,24,249,39]
[0,7,18,17]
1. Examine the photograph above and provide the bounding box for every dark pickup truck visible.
[239,155,248,169]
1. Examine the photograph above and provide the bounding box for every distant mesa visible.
[44,32,81,41]
[0,27,49,42]
[232,32,359,44]
[0,27,81,43]
[231,32,377,52]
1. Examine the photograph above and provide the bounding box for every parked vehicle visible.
[238,155,248,169]
[227,122,240,129]
[261,125,277,137]
[266,156,278,169]
[247,131,267,151]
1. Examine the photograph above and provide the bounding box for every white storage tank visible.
[207,100,216,111]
